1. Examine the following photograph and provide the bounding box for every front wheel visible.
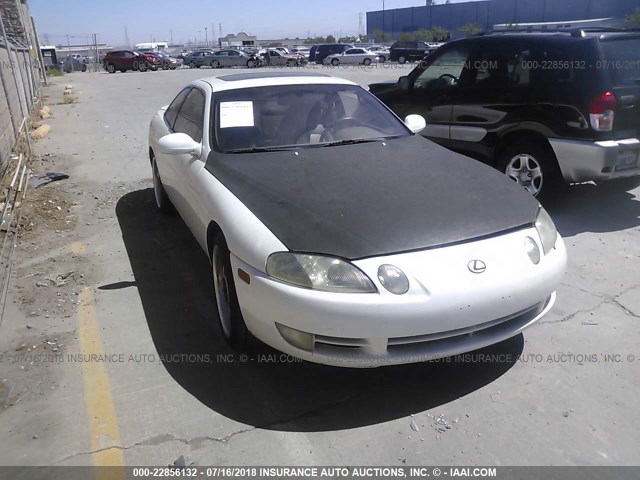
[152,158,173,213]
[498,141,564,199]
[138,62,148,72]
[189,61,197,69]
[105,63,116,73]
[331,58,339,66]
[398,55,407,64]
[211,236,256,350]
[379,55,386,63]
[363,58,372,66]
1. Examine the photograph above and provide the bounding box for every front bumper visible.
[549,137,640,183]
[231,227,566,368]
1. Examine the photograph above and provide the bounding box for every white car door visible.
[165,87,210,244]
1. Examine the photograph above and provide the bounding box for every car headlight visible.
[266,253,377,293]
[535,207,558,255]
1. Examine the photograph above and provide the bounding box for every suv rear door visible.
[599,34,640,141]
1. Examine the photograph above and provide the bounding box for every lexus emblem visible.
[468,260,487,274]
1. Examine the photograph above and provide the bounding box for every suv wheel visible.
[398,55,407,64]
[105,63,116,73]
[498,141,564,199]
[189,61,197,69]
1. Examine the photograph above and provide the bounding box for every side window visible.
[414,46,472,89]
[470,45,531,88]
[164,88,191,130]
[174,89,206,143]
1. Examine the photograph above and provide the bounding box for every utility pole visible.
[382,0,385,42]
[124,25,130,47]
[170,29,173,44]
[205,27,208,46]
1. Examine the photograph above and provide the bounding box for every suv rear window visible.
[600,38,640,87]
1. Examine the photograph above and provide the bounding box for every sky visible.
[29,0,480,47]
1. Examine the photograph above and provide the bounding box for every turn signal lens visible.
[377,264,410,295]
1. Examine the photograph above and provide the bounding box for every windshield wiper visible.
[313,138,386,148]
[226,146,296,154]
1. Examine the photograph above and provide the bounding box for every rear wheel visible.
[189,61,197,69]
[211,60,220,68]
[398,55,407,64]
[379,55,386,63]
[498,141,565,199]
[363,58,372,66]
[597,177,640,192]
[331,58,339,66]
[162,63,169,70]
[211,235,256,350]
[246,59,258,68]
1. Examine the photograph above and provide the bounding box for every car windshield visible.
[213,84,410,153]
[600,38,640,86]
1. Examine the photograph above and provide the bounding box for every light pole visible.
[382,0,385,43]
[205,27,208,46]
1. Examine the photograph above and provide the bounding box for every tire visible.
[138,62,148,72]
[211,60,220,69]
[363,58,372,66]
[81,64,87,72]
[398,55,407,64]
[105,63,116,74]
[151,157,173,213]
[597,177,640,192]
[211,235,256,350]
[246,59,258,68]
[120,69,127,73]
[286,60,296,67]
[189,61,197,69]
[162,63,169,70]
[497,140,565,199]
[331,58,339,66]
[379,56,386,63]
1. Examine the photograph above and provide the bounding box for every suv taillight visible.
[589,92,617,132]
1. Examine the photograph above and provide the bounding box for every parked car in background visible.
[314,44,353,64]
[61,54,87,72]
[370,29,640,198]
[323,47,380,66]
[389,41,430,63]
[264,48,307,67]
[148,72,566,367]
[369,46,390,63]
[207,49,263,68]
[103,50,160,73]
[183,51,215,68]
[151,52,181,70]
[308,46,319,63]
[290,46,310,56]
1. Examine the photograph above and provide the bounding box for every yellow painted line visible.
[76,241,125,478]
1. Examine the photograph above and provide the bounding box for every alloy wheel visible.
[505,154,544,197]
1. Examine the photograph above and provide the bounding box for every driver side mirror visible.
[399,76,410,90]
[404,114,426,134]
[157,133,202,157]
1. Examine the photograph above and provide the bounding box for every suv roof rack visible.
[475,27,636,37]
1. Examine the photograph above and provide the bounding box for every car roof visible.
[196,72,357,92]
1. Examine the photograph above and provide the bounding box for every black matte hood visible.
[206,135,540,260]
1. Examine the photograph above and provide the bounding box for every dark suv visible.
[103,50,160,73]
[371,29,640,197]
[389,41,430,63]
[314,44,352,64]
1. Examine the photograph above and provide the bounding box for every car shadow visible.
[543,184,640,238]
[115,189,523,432]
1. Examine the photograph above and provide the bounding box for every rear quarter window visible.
[600,38,640,87]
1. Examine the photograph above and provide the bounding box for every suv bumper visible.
[549,138,640,183]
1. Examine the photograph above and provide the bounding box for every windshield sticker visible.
[220,101,255,128]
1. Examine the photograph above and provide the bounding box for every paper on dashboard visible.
[220,101,255,128]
